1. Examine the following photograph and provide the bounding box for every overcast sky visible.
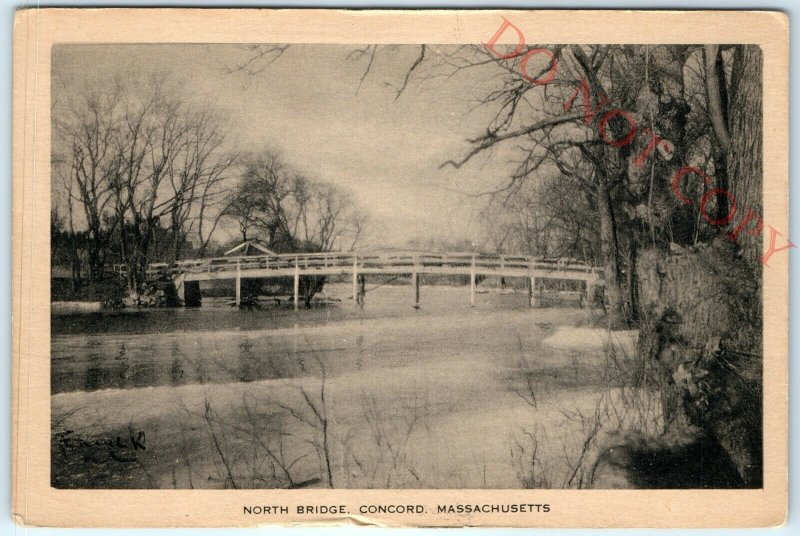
[52,44,524,249]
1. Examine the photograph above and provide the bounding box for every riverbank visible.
[51,301,103,314]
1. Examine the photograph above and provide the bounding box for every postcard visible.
[12,8,789,528]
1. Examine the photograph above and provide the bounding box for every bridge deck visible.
[138,251,604,309]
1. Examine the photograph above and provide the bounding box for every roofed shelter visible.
[224,239,277,257]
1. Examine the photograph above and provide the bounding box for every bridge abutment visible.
[176,279,201,307]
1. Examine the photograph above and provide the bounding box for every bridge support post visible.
[527,260,534,308]
[586,277,599,308]
[293,258,300,311]
[527,276,533,308]
[412,254,421,309]
[357,274,366,309]
[352,256,359,304]
[412,271,420,309]
[531,276,541,308]
[235,261,241,307]
[470,256,476,307]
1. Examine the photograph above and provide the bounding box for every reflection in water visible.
[169,356,185,386]
[237,338,257,383]
[131,361,158,388]
[169,340,185,386]
[61,336,289,394]
[54,320,314,394]
[84,367,106,391]
[52,286,536,395]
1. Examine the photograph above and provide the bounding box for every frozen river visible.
[51,283,649,489]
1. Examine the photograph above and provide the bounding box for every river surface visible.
[51,283,646,489]
[51,283,553,395]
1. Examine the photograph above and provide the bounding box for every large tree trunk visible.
[705,45,732,223]
[567,48,631,329]
[728,45,764,268]
[597,178,628,328]
[86,224,105,283]
[592,46,763,489]
[634,238,762,487]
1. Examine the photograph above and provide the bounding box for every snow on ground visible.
[543,326,638,355]
[51,284,656,489]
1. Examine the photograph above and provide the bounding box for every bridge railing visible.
[138,251,604,278]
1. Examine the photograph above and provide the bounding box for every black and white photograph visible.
[47,39,767,492]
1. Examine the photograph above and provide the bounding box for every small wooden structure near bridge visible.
[145,251,604,310]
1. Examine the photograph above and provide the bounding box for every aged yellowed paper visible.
[13,8,788,528]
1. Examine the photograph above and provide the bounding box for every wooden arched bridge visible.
[145,251,604,310]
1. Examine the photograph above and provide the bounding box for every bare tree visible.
[163,109,237,261]
[224,150,366,254]
[52,82,124,282]
[53,74,238,290]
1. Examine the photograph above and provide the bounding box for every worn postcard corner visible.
[12,7,789,529]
